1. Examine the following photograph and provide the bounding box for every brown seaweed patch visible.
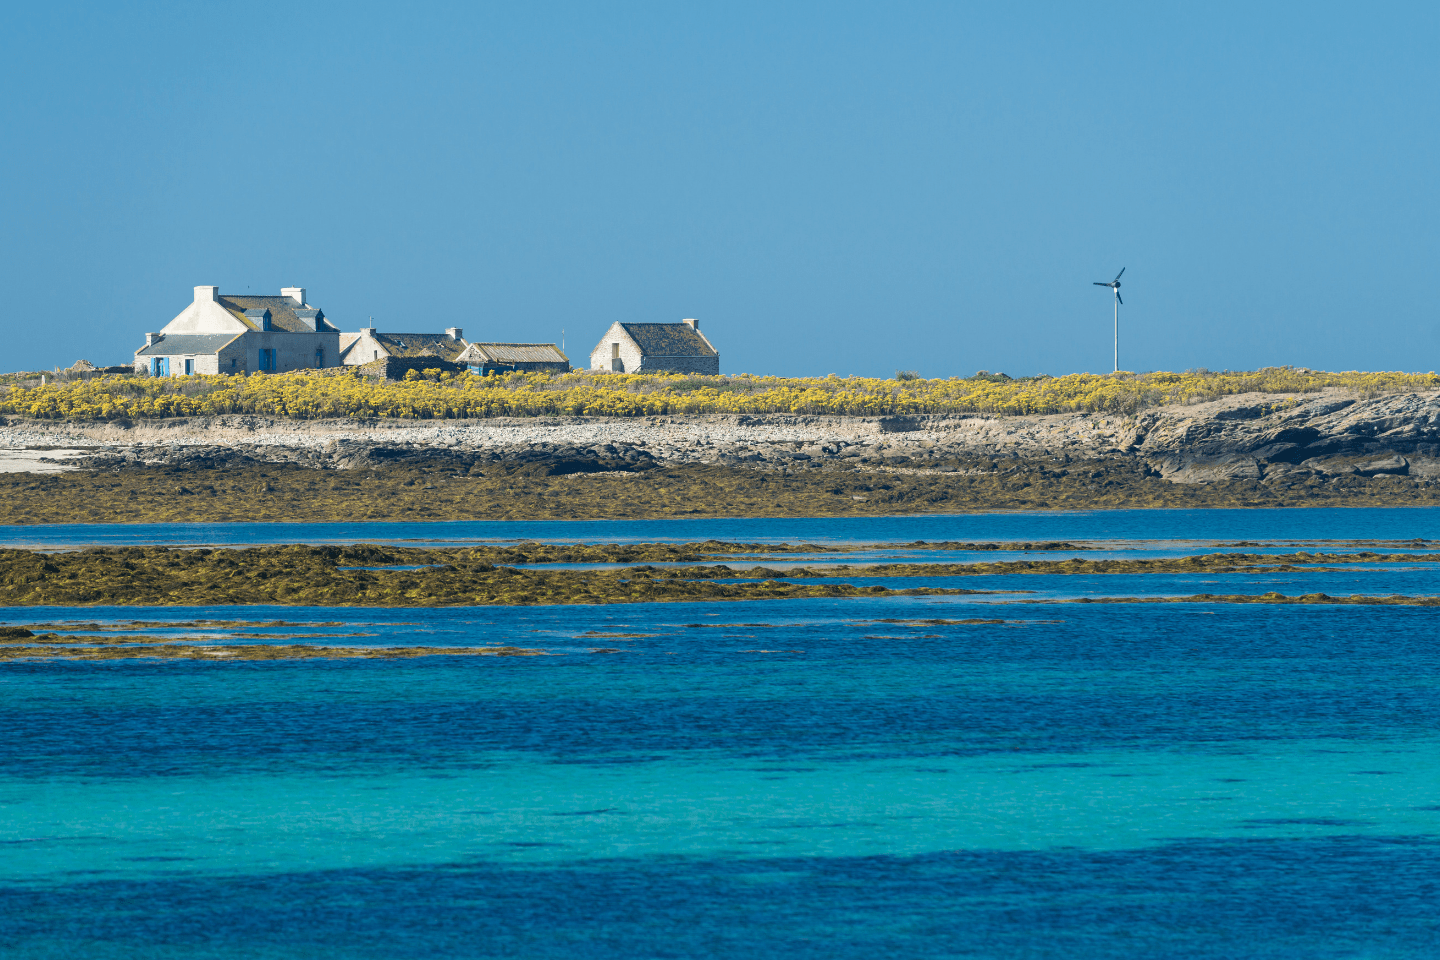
[863,635,946,639]
[228,632,378,639]
[22,620,351,632]
[715,553,1434,578]
[0,545,994,607]
[871,617,1063,626]
[0,632,191,646]
[578,631,660,639]
[9,457,1440,525]
[1039,592,1440,606]
[0,643,546,661]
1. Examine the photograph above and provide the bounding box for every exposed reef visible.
[0,545,988,607]
[0,640,544,661]
[0,543,1429,607]
[3,455,1440,524]
[1042,592,1440,606]
[5,391,1440,519]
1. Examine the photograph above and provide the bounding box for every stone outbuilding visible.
[589,319,718,374]
[338,326,468,365]
[455,342,571,375]
[134,286,341,376]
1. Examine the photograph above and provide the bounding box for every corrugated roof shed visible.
[620,323,716,357]
[135,333,243,356]
[460,342,570,364]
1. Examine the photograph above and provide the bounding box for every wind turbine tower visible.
[1093,268,1125,372]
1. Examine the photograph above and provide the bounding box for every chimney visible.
[363,325,377,337]
[281,287,306,306]
[146,332,162,346]
[682,318,698,330]
[446,327,463,341]
[194,286,219,303]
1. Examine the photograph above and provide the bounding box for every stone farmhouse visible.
[589,319,718,374]
[135,286,341,376]
[338,326,469,366]
[455,342,571,375]
[135,285,573,379]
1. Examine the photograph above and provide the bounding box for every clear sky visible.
[2,2,1436,377]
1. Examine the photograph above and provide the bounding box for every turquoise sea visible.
[4,509,1440,957]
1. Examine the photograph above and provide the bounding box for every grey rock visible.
[1150,454,1262,484]
[1355,455,1408,476]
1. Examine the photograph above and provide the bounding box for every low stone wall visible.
[357,357,467,380]
[637,356,720,375]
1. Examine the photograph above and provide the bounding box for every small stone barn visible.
[338,326,467,365]
[455,342,571,375]
[589,319,718,374]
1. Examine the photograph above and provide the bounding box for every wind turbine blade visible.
[1115,267,1126,280]
[1116,292,1123,305]
[1093,282,1109,286]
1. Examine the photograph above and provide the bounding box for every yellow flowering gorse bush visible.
[1,367,1436,422]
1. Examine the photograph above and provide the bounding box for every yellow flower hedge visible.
[1,367,1436,422]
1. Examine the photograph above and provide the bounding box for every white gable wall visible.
[161,287,249,335]
[588,322,643,372]
[339,330,390,365]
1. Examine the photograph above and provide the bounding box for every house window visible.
[258,349,275,372]
[184,359,194,375]
[373,350,378,360]
[611,342,620,359]
[230,358,237,370]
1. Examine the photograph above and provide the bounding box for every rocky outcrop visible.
[4,388,1440,484]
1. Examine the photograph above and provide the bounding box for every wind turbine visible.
[1093,268,1125,372]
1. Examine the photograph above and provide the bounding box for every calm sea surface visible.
[3,510,1439,957]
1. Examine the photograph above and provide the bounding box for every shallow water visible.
[5,505,1440,549]
[4,512,1440,957]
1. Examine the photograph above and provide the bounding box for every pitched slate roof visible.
[619,323,716,357]
[457,342,570,365]
[372,333,467,361]
[136,334,243,356]
[218,295,336,333]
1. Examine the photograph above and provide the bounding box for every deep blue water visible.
[3,514,1440,957]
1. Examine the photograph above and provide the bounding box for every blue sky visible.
[2,2,1436,377]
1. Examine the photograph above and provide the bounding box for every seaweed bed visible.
[0,545,985,607]
[0,641,543,661]
[0,543,1432,607]
[1045,593,1440,606]
[5,455,1440,523]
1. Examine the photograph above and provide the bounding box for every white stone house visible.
[338,326,468,365]
[134,286,341,376]
[588,320,718,374]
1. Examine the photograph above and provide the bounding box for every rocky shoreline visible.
[4,388,1440,485]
